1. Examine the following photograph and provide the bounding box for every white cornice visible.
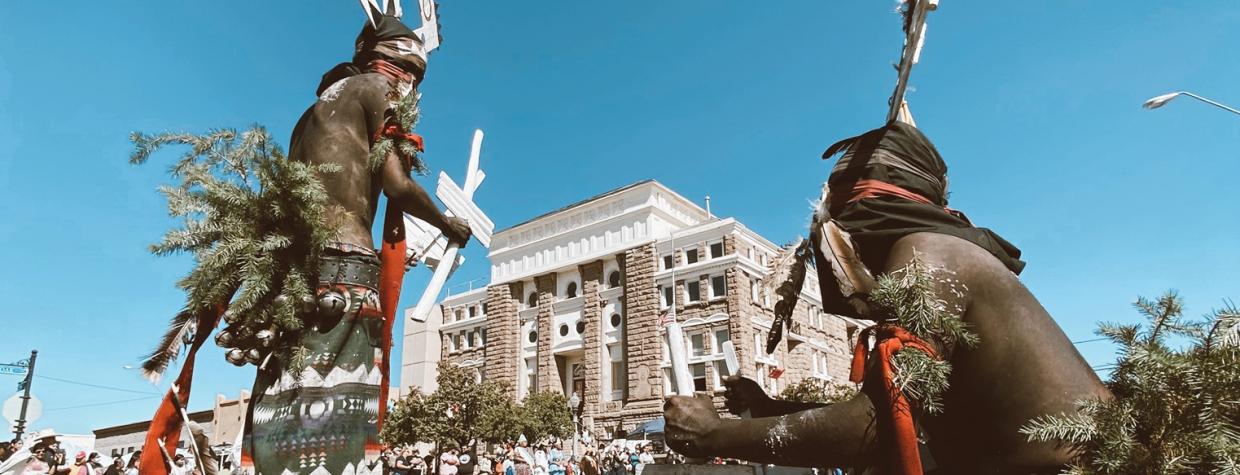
[441,316,487,333]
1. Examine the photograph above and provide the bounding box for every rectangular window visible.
[481,302,488,315]
[469,306,478,318]
[662,286,674,308]
[711,275,726,299]
[751,279,760,303]
[691,362,708,392]
[686,249,699,264]
[663,368,675,396]
[663,255,675,270]
[523,357,537,397]
[713,360,730,387]
[461,331,470,349]
[690,333,706,357]
[449,334,458,352]
[608,344,625,400]
[754,333,763,357]
[713,328,730,354]
[710,242,724,259]
[686,281,701,302]
[755,363,766,391]
[469,331,478,348]
[481,328,488,346]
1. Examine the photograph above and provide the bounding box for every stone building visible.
[401,180,866,438]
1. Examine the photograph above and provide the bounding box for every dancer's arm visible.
[664,392,878,467]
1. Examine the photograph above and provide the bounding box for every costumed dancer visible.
[664,119,1111,473]
[663,2,1104,472]
[135,1,469,474]
[241,2,467,474]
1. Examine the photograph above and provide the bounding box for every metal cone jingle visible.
[317,290,347,319]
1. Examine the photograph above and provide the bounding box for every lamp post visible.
[1143,91,1240,117]
[568,393,581,465]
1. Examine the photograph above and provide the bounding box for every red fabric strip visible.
[377,201,408,428]
[139,305,227,475]
[366,59,413,87]
[848,324,939,475]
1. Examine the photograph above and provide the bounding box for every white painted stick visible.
[409,130,485,322]
[665,322,696,396]
[721,341,751,419]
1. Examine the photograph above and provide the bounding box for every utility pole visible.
[14,349,38,440]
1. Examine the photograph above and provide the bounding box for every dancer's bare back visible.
[289,73,469,249]
[665,232,1110,473]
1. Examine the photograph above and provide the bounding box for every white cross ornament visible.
[405,129,493,322]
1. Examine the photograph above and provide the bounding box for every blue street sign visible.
[0,365,28,376]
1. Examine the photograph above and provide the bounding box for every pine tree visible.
[131,126,341,377]
[1020,292,1240,474]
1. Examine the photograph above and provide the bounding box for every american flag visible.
[659,308,675,326]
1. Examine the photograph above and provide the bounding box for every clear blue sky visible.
[1,1,1237,439]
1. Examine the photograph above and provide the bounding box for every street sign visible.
[0,365,29,376]
[3,393,42,427]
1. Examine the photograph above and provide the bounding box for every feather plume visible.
[761,238,813,354]
[140,308,197,383]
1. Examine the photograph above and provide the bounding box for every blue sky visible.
[1,1,1237,438]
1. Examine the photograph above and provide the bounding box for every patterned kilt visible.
[243,282,386,475]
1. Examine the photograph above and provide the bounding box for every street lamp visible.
[1143,91,1240,116]
[567,393,581,465]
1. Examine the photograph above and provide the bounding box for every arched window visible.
[608,271,622,288]
[527,292,537,308]
[566,282,578,299]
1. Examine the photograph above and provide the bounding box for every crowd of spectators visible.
[0,433,140,475]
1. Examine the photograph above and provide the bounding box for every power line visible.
[1072,337,1109,345]
[35,375,158,396]
[44,395,160,412]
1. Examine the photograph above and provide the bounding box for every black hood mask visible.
[822,121,1026,275]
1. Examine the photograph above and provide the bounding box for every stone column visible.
[486,283,521,398]
[535,274,560,393]
[578,260,604,418]
[622,243,661,402]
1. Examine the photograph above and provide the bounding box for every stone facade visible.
[402,181,867,439]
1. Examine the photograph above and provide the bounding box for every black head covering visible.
[316,12,427,97]
[822,121,1026,275]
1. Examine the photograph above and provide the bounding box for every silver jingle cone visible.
[225,348,246,366]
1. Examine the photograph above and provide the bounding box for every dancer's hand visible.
[444,216,472,246]
[664,394,721,458]
[722,375,773,417]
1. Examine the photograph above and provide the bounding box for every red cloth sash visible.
[830,179,972,226]
[377,199,407,428]
[367,59,414,87]
[139,305,227,474]
[849,324,939,475]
